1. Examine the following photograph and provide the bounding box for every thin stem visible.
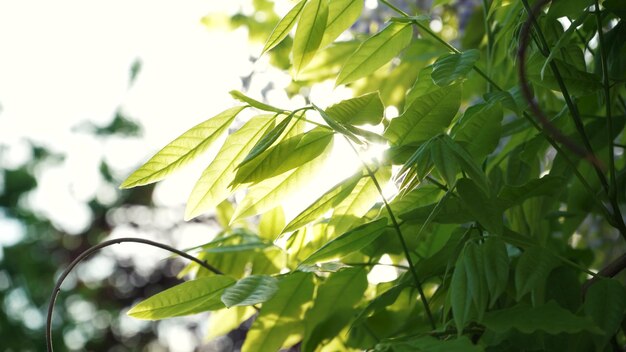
[379,0,410,17]
[521,0,609,194]
[344,262,410,270]
[345,138,437,330]
[47,237,225,352]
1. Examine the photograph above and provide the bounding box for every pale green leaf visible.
[384,85,461,146]
[259,206,286,240]
[120,106,245,189]
[336,22,413,86]
[231,145,332,221]
[127,276,235,320]
[330,166,391,234]
[239,111,297,167]
[431,49,480,86]
[326,92,385,125]
[230,90,285,113]
[302,267,368,352]
[300,218,388,265]
[283,171,363,233]
[221,275,279,308]
[262,0,307,54]
[483,301,602,334]
[242,272,315,352]
[319,0,363,48]
[482,237,509,307]
[206,306,256,340]
[453,102,503,160]
[185,115,274,220]
[405,66,437,109]
[515,246,560,300]
[584,279,626,347]
[292,0,329,73]
[234,128,334,185]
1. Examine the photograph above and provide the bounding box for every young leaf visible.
[221,275,279,308]
[384,85,461,147]
[292,0,329,73]
[239,111,297,167]
[262,0,307,54]
[431,49,480,86]
[231,145,331,221]
[120,106,245,189]
[283,171,363,233]
[259,206,286,240]
[233,128,334,185]
[230,90,285,113]
[242,272,315,352]
[482,237,509,307]
[336,22,413,86]
[515,246,560,300]
[300,218,388,265]
[319,0,363,49]
[483,301,602,335]
[583,279,626,348]
[302,267,368,352]
[325,92,385,125]
[127,276,236,320]
[185,115,274,220]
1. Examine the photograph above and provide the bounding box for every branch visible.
[46,237,224,352]
[582,252,626,296]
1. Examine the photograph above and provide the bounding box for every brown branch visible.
[582,252,626,296]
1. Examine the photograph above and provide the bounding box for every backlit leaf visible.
[221,275,279,308]
[242,272,315,352]
[300,218,388,265]
[336,22,413,86]
[292,0,329,73]
[127,276,236,320]
[283,171,363,233]
[206,306,256,340]
[384,85,461,146]
[233,128,333,185]
[320,0,363,48]
[239,111,298,167]
[326,92,385,125]
[431,49,480,86]
[262,0,307,54]
[185,115,274,220]
[259,206,286,240]
[230,90,285,113]
[120,106,245,189]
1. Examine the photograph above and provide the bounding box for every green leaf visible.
[405,66,437,109]
[300,218,388,265]
[292,0,329,73]
[127,276,236,320]
[262,0,307,54]
[185,114,274,220]
[242,272,315,352]
[221,275,279,308]
[375,335,483,352]
[526,55,602,96]
[430,136,459,186]
[326,92,385,125]
[239,111,297,167]
[441,136,490,194]
[483,301,602,334]
[233,128,334,185]
[302,268,368,352]
[515,246,560,300]
[229,90,285,113]
[450,253,473,333]
[497,175,563,209]
[583,279,626,348]
[431,49,480,86]
[547,0,593,19]
[313,104,363,144]
[336,22,413,86]
[453,102,503,160]
[456,178,502,234]
[463,242,488,321]
[384,85,461,147]
[259,206,286,240]
[482,237,509,307]
[231,145,332,221]
[319,0,363,48]
[120,106,245,189]
[330,166,392,234]
[206,306,256,339]
[283,171,363,233]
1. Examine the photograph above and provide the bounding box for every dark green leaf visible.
[584,279,626,348]
[515,246,560,300]
[482,237,509,307]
